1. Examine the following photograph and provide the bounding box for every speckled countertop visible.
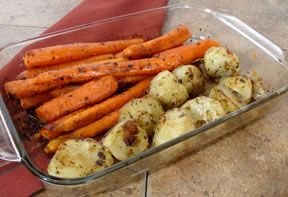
[1,0,287,196]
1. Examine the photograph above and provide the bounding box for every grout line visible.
[0,23,48,29]
[144,171,149,197]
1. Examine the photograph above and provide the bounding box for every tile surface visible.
[0,0,79,47]
[0,0,80,27]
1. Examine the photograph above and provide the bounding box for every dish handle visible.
[0,96,21,162]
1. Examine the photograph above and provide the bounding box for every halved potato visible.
[48,138,113,178]
[204,47,240,78]
[149,70,189,109]
[250,73,266,100]
[172,65,205,96]
[153,108,196,147]
[103,120,148,161]
[119,97,164,136]
[182,96,226,122]
[209,85,241,113]
[219,76,253,105]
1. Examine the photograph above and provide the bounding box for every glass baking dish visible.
[0,4,287,196]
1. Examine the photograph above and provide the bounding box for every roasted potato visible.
[149,70,189,109]
[219,76,253,105]
[250,73,266,100]
[48,138,113,178]
[119,97,164,136]
[153,108,196,147]
[182,96,226,123]
[209,85,241,113]
[172,65,205,96]
[204,47,240,78]
[103,120,149,161]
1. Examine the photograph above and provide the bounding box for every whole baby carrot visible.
[155,39,220,65]
[122,25,191,59]
[43,111,120,154]
[17,54,116,79]
[36,75,118,122]
[23,38,144,68]
[45,78,152,133]
[20,85,79,109]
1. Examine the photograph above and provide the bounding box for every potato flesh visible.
[119,97,164,136]
[172,65,205,96]
[48,139,114,178]
[204,47,240,78]
[209,85,241,113]
[149,70,189,109]
[219,76,252,105]
[103,121,149,161]
[153,108,196,147]
[250,73,266,100]
[182,96,226,123]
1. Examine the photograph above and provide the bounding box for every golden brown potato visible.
[119,97,164,136]
[103,120,149,161]
[149,70,189,109]
[219,76,253,105]
[182,96,226,122]
[204,47,240,78]
[209,86,241,113]
[153,108,196,147]
[48,139,113,178]
[172,65,205,96]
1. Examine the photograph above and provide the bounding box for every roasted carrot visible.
[36,75,118,122]
[115,51,124,58]
[4,79,71,99]
[122,25,191,59]
[48,85,80,97]
[44,111,120,153]
[45,78,152,133]
[117,76,148,86]
[4,57,180,98]
[17,54,116,79]
[31,57,177,84]
[156,39,220,65]
[6,57,127,99]
[40,108,87,139]
[20,86,79,109]
[40,128,59,140]
[20,85,79,109]
[21,94,51,110]
[24,38,144,68]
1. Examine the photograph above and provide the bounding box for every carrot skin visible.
[117,76,149,86]
[4,58,128,98]
[21,94,52,110]
[24,38,144,68]
[5,39,216,98]
[20,85,79,109]
[17,54,115,79]
[122,25,191,59]
[45,78,152,133]
[156,39,220,65]
[115,51,124,58]
[36,75,118,122]
[32,56,180,85]
[43,111,120,153]
[40,128,60,140]
[4,79,69,99]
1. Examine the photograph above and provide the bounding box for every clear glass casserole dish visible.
[0,4,287,196]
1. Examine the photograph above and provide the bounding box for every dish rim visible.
[0,4,287,185]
